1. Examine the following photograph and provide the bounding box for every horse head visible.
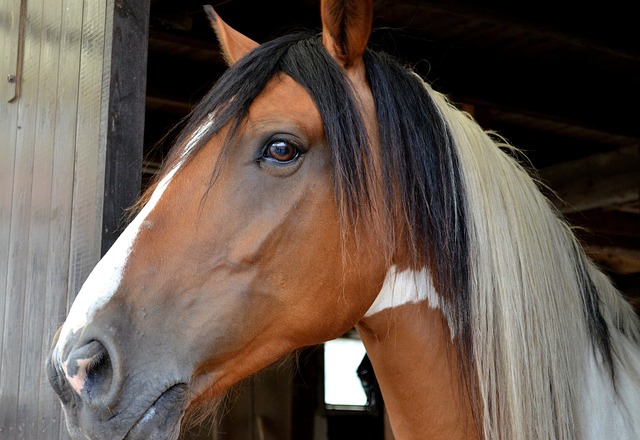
[48,1,396,438]
[48,1,640,439]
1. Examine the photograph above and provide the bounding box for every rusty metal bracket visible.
[8,0,27,103]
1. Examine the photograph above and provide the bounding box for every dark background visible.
[142,0,639,307]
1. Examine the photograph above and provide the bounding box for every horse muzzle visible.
[47,334,188,440]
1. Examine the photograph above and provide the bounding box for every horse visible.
[47,0,640,439]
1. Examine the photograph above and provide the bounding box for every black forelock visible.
[161,30,470,359]
[154,29,475,423]
[163,30,469,332]
[162,33,373,225]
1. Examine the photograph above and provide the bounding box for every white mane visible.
[421,77,640,439]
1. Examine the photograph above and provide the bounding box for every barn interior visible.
[3,0,638,439]
[140,1,638,438]
[144,0,639,299]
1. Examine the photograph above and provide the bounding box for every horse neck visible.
[356,300,479,440]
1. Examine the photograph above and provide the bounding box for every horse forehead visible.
[249,74,323,135]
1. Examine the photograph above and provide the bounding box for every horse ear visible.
[321,0,373,69]
[204,5,259,66]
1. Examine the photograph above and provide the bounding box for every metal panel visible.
[0,0,25,103]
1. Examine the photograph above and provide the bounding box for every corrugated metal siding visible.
[0,0,114,438]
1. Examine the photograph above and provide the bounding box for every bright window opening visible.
[324,337,367,409]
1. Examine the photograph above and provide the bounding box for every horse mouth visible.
[123,384,187,440]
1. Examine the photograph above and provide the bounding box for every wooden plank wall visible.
[196,366,294,440]
[0,0,115,438]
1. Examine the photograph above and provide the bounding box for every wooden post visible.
[101,0,150,255]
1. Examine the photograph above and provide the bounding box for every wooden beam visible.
[146,95,192,115]
[148,28,223,64]
[485,106,639,148]
[101,0,150,254]
[375,0,638,63]
[585,245,640,275]
[564,209,640,239]
[610,273,640,305]
[539,146,639,213]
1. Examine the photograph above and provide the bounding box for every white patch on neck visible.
[365,266,440,317]
[53,116,215,364]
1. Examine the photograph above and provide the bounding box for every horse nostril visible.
[85,348,113,401]
[63,340,113,402]
[47,357,73,405]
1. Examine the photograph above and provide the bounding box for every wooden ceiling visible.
[144,0,639,304]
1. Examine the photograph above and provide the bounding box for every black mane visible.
[167,34,468,322]
[163,29,473,409]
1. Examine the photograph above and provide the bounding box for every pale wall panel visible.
[0,0,22,388]
[37,0,86,436]
[0,0,115,438]
[0,0,43,432]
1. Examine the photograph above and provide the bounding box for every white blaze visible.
[53,115,215,366]
[53,166,177,365]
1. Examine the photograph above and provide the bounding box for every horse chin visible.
[123,384,187,440]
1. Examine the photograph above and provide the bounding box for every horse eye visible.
[264,139,299,163]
